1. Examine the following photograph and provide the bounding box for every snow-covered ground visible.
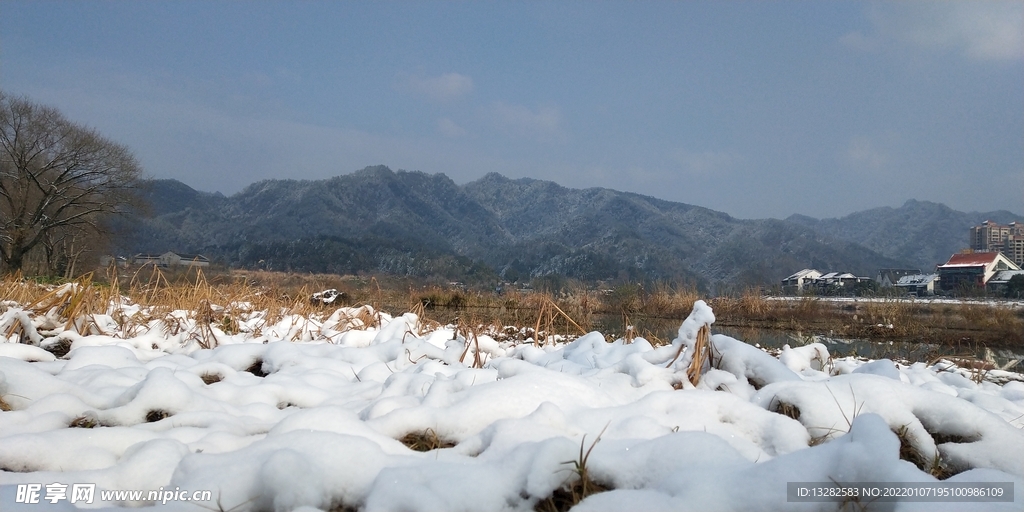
[1,292,1022,511]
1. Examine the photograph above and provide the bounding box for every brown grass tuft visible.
[200,373,224,385]
[893,425,960,480]
[770,397,801,421]
[145,409,171,423]
[69,415,99,428]
[399,428,455,452]
[244,358,268,377]
[536,426,610,512]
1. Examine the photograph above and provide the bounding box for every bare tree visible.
[0,91,142,274]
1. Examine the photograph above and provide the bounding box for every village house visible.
[781,269,822,293]
[986,270,1024,296]
[812,272,873,292]
[98,255,129,268]
[781,269,872,294]
[875,268,921,288]
[895,273,939,296]
[133,252,210,268]
[936,252,1020,293]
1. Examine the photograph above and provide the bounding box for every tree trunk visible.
[2,249,24,275]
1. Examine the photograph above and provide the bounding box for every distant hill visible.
[118,166,914,290]
[786,200,1023,271]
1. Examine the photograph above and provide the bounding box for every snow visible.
[0,298,1022,511]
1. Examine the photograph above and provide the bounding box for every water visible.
[589,314,1024,373]
[412,307,1024,373]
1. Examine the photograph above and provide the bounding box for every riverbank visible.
[8,269,1022,355]
[1,277,1023,511]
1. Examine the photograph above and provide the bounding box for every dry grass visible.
[399,429,455,452]
[770,398,801,421]
[687,324,711,385]
[3,270,1022,359]
[69,414,100,428]
[0,271,41,304]
[244,358,268,377]
[145,409,172,423]
[536,426,610,512]
[201,373,224,385]
[892,424,963,480]
[642,283,700,318]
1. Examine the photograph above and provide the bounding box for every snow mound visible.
[0,299,1021,511]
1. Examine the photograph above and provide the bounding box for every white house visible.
[133,252,210,268]
[161,252,210,268]
[133,253,163,266]
[937,252,1020,293]
[986,270,1024,296]
[781,269,822,293]
[815,272,871,289]
[895,274,939,296]
[876,268,921,287]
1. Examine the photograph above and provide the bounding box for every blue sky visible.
[1,1,1021,219]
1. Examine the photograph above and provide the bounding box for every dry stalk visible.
[665,322,711,385]
[399,428,455,451]
[547,299,588,336]
[534,301,549,347]
[686,324,711,386]
[622,313,637,344]
[538,423,611,512]
[457,323,485,368]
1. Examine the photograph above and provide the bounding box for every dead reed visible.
[686,324,711,386]
[3,269,1022,355]
[536,426,610,512]
[399,429,455,452]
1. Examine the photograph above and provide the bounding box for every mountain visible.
[119,166,912,289]
[786,200,1023,271]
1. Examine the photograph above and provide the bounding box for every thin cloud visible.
[488,102,564,141]
[843,2,1024,61]
[406,72,474,101]
[437,117,467,138]
[845,136,887,171]
[670,149,743,177]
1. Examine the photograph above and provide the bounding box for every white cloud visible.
[406,72,474,101]
[14,64,507,194]
[437,117,467,138]
[843,2,1024,61]
[488,102,564,141]
[845,136,888,171]
[670,149,743,177]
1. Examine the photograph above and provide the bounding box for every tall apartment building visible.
[970,220,1024,267]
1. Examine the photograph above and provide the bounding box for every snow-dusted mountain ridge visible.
[121,166,1013,288]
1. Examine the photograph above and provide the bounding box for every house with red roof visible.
[936,252,1020,293]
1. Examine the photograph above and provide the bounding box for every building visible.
[133,253,164,266]
[895,274,939,296]
[781,269,822,293]
[986,270,1024,296]
[936,252,1020,293]
[133,252,210,268]
[813,272,872,291]
[876,268,921,288]
[782,269,873,294]
[99,255,129,268]
[970,220,1024,268]
[162,252,210,267]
